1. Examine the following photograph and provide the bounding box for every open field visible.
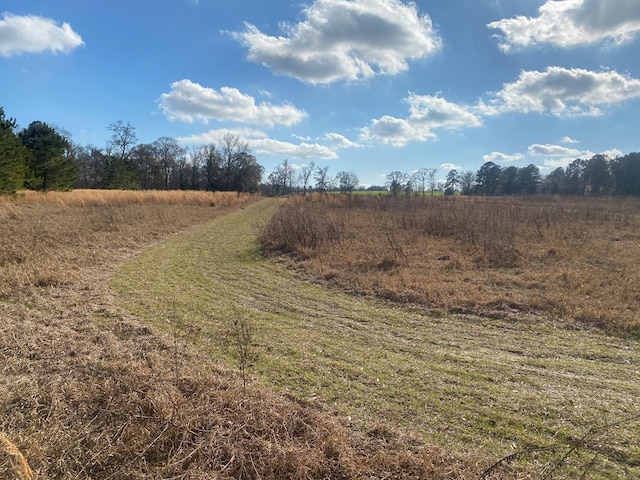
[1,190,486,479]
[262,194,640,335]
[113,197,640,479]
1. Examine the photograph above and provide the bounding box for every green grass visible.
[112,198,640,478]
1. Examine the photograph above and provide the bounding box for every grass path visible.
[112,198,640,477]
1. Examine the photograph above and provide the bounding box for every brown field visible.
[261,193,640,335]
[0,190,493,479]
[0,189,252,297]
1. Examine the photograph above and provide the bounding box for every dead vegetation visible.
[0,190,495,479]
[261,194,640,334]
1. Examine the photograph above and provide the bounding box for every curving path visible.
[112,198,640,475]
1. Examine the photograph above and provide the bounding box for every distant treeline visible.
[0,107,264,195]
[453,155,640,197]
[383,157,640,197]
[3,106,640,197]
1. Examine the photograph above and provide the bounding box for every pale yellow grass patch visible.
[0,433,33,480]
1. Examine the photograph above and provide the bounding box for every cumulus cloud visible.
[528,144,583,157]
[177,128,338,160]
[488,0,640,52]
[0,13,84,57]
[360,94,481,147]
[537,145,623,169]
[322,132,361,149]
[408,94,483,129]
[158,79,307,127]
[478,67,640,117]
[231,0,442,84]
[482,152,525,163]
[360,115,434,147]
[602,148,624,159]
[561,136,580,144]
[440,163,462,171]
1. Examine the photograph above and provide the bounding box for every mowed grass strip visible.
[112,197,640,478]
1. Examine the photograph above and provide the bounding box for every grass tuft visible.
[0,433,33,480]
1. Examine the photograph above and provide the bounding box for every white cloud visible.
[479,67,640,117]
[440,163,462,171]
[482,151,525,163]
[231,0,442,85]
[408,94,483,129]
[322,132,361,149]
[158,80,307,127]
[561,136,580,144]
[528,144,583,157]
[177,128,338,160]
[538,146,623,169]
[360,115,434,147]
[488,0,640,52]
[542,158,576,170]
[602,148,624,159]
[0,13,84,57]
[360,94,481,147]
[291,134,312,142]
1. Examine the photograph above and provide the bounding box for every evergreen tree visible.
[475,162,501,195]
[0,107,29,195]
[611,153,640,196]
[19,121,76,191]
[516,164,540,195]
[583,154,610,195]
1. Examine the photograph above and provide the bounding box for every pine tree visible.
[0,107,28,195]
[19,121,76,191]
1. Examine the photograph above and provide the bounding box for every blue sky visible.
[2,0,640,186]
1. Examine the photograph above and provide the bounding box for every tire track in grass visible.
[112,198,640,477]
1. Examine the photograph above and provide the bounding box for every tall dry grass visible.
[0,190,493,479]
[0,190,252,297]
[2,189,251,207]
[261,194,640,333]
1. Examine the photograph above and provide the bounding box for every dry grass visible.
[113,197,640,479]
[2,189,249,207]
[1,433,34,480]
[0,190,489,479]
[261,194,640,334]
[0,189,252,297]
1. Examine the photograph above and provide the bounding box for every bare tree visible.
[427,168,438,195]
[188,144,205,190]
[386,171,409,196]
[153,136,184,189]
[219,133,250,191]
[298,161,315,194]
[107,121,137,162]
[335,170,359,193]
[411,168,429,196]
[314,166,330,193]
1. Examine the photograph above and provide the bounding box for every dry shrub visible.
[261,194,640,333]
[260,194,349,256]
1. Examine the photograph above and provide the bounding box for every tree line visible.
[265,160,361,195]
[385,154,640,197]
[0,107,264,195]
[4,105,640,197]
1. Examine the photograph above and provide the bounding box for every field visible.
[1,190,639,479]
[1,190,479,480]
[262,194,640,334]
